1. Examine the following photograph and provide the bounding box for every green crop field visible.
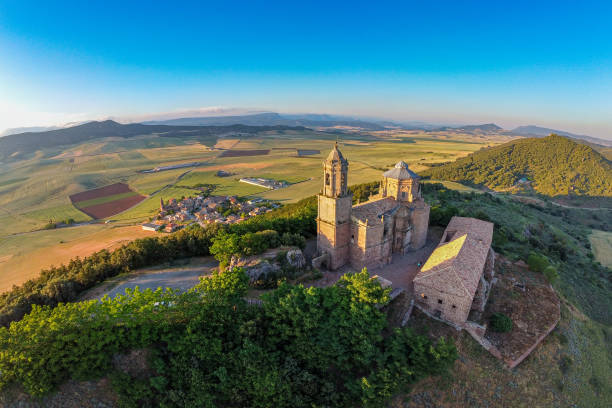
[589,230,612,268]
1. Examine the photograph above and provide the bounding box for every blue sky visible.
[1,0,611,138]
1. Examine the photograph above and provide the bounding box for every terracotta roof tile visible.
[414,216,493,298]
[351,197,399,224]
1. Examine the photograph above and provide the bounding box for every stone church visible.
[316,143,430,270]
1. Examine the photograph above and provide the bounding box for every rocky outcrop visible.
[229,255,281,283]
[286,249,306,270]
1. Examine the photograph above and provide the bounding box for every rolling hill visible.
[421,134,612,197]
[512,125,612,147]
[0,120,306,160]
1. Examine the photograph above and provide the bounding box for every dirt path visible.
[80,257,218,300]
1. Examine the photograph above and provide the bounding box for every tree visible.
[527,252,549,273]
[490,312,513,332]
[543,265,559,283]
[210,231,240,264]
[195,267,249,302]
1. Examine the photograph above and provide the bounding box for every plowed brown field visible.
[219,149,270,157]
[69,183,133,203]
[79,195,146,219]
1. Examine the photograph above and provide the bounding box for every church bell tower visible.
[317,143,352,270]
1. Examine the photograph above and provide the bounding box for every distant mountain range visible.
[145,113,612,145]
[143,112,388,131]
[0,120,305,160]
[0,126,61,137]
[2,113,611,160]
[435,123,503,133]
[421,134,612,197]
[511,125,612,147]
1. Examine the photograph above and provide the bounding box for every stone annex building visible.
[413,216,495,328]
[316,143,430,270]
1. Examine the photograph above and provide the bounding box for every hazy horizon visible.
[1,1,611,138]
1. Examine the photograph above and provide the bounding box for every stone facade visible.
[316,144,430,271]
[413,216,495,328]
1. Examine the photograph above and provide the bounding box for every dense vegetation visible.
[421,135,612,197]
[0,196,317,326]
[0,268,456,407]
[352,181,380,203]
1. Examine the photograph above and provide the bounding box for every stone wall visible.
[472,248,496,312]
[410,202,430,249]
[317,194,352,270]
[348,220,393,269]
[412,283,473,327]
[504,315,559,369]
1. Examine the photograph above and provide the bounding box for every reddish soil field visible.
[79,194,146,219]
[69,183,133,203]
[219,149,270,157]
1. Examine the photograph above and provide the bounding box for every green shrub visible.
[543,265,559,283]
[527,252,549,273]
[490,312,513,333]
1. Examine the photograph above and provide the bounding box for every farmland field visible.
[297,149,320,156]
[219,149,270,157]
[589,230,612,268]
[70,182,146,218]
[0,224,155,292]
[69,182,133,202]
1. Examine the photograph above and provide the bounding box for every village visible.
[141,195,279,232]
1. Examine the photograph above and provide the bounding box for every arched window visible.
[325,173,330,185]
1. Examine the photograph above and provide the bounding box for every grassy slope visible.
[405,185,612,407]
[424,187,612,325]
[401,304,611,408]
[421,135,612,197]
[589,230,612,268]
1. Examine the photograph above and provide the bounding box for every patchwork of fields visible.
[69,182,146,218]
[0,128,509,289]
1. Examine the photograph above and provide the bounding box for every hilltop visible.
[0,120,306,160]
[421,134,612,197]
[512,125,612,147]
